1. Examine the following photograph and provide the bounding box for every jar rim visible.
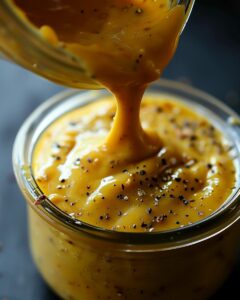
[13,79,240,249]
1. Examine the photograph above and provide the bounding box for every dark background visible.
[0,0,239,299]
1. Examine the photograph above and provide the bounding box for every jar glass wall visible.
[13,80,240,300]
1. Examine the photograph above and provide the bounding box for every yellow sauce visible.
[11,0,236,232]
[13,0,184,87]
[12,0,185,159]
[33,96,235,232]
[9,1,240,299]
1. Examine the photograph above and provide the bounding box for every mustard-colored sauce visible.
[13,0,184,87]
[33,97,235,232]
[12,0,185,160]
[9,1,239,299]
[11,0,236,232]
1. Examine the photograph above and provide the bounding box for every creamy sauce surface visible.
[33,97,236,231]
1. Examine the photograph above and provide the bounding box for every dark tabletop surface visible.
[0,1,239,299]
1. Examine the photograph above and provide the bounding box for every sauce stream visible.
[11,0,236,232]
[13,0,185,161]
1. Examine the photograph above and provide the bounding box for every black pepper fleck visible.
[147,208,152,214]
[140,170,146,176]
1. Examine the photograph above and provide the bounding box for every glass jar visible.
[0,0,195,89]
[13,80,240,300]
